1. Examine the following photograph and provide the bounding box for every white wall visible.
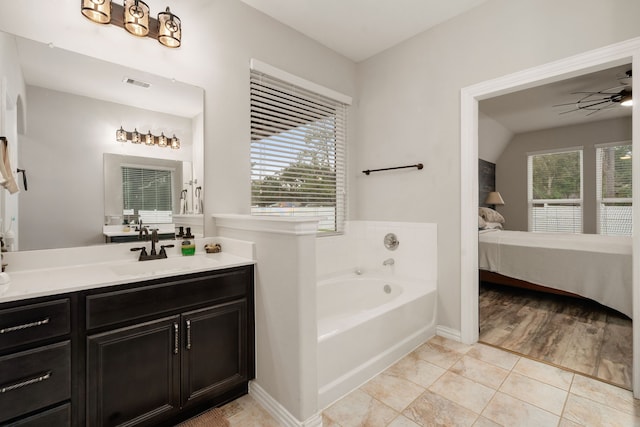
[316,220,437,283]
[354,0,640,332]
[19,85,192,250]
[496,117,632,233]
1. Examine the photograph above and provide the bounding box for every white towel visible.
[0,138,18,194]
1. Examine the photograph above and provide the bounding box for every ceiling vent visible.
[122,77,151,89]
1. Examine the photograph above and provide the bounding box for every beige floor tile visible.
[387,415,422,427]
[361,372,425,412]
[563,393,640,427]
[472,417,502,427]
[323,388,398,427]
[450,355,510,390]
[482,392,560,427]
[322,413,341,427]
[512,356,574,391]
[413,341,464,370]
[499,372,567,415]
[466,343,519,371]
[428,335,474,354]
[225,395,281,427]
[570,374,640,416]
[428,371,495,414]
[558,418,583,427]
[386,353,446,388]
[402,390,479,427]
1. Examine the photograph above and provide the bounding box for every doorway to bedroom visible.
[460,37,640,397]
[476,65,633,389]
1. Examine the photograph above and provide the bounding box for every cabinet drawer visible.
[0,299,70,352]
[4,403,71,427]
[86,267,251,330]
[0,341,71,423]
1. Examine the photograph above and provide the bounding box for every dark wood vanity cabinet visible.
[83,265,255,427]
[0,298,74,426]
[0,264,254,427]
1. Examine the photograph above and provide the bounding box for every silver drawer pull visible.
[186,320,191,350]
[173,323,179,354]
[0,317,50,334]
[1,371,52,393]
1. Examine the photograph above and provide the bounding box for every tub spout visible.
[383,258,395,266]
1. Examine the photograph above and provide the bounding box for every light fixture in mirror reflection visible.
[116,127,180,149]
[1,31,204,251]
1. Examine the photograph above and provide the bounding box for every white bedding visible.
[479,230,632,318]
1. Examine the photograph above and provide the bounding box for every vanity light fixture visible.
[170,134,180,149]
[157,7,181,48]
[131,128,141,144]
[81,1,181,48]
[116,126,127,142]
[115,127,180,149]
[81,0,112,24]
[123,0,149,37]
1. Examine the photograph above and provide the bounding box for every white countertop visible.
[0,237,256,304]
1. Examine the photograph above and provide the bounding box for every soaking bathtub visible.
[317,271,437,408]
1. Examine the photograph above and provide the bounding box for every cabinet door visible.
[87,316,181,427]
[181,300,247,405]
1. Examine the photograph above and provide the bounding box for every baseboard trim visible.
[249,381,322,427]
[436,325,462,342]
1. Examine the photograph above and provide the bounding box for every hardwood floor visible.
[479,282,632,390]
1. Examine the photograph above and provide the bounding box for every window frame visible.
[249,60,351,235]
[595,140,632,236]
[527,146,584,233]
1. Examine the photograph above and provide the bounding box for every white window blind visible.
[596,143,632,236]
[528,149,583,233]
[122,167,173,215]
[250,69,347,234]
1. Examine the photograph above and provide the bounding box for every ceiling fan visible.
[553,69,632,116]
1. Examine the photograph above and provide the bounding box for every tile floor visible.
[206,335,639,426]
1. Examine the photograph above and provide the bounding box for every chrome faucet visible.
[383,258,395,266]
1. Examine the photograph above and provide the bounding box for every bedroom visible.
[477,63,633,388]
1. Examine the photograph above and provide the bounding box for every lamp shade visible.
[81,0,111,24]
[485,191,505,206]
[123,0,150,37]
[158,7,181,48]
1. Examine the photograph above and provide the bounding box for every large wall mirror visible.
[0,31,204,251]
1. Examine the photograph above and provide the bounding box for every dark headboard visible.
[479,159,496,207]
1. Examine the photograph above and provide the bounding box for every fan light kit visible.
[554,69,632,116]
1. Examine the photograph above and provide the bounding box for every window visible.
[250,64,348,234]
[122,166,173,220]
[528,148,583,233]
[596,142,632,235]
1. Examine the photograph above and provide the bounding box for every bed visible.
[478,228,632,318]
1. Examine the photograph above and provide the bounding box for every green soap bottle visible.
[181,240,195,256]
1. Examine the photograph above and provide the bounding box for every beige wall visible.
[495,117,632,233]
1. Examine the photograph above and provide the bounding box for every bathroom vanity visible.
[0,246,255,427]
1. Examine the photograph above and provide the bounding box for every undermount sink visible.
[109,255,220,277]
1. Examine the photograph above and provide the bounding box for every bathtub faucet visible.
[383,258,395,266]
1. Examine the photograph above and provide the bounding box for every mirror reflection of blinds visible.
[527,149,583,233]
[249,70,347,234]
[122,167,173,213]
[596,143,632,236]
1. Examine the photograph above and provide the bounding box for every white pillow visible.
[479,207,505,224]
[484,221,503,230]
[478,215,487,229]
